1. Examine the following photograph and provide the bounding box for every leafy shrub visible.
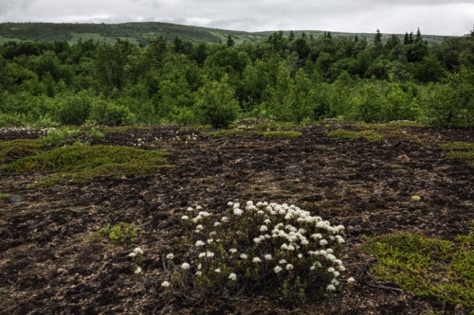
[57,91,93,125]
[421,66,474,128]
[40,128,82,146]
[194,76,240,129]
[161,201,348,302]
[89,99,136,126]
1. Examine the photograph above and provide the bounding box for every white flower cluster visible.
[163,201,348,295]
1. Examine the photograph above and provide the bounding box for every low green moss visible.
[91,222,140,244]
[251,121,299,131]
[259,130,302,138]
[2,145,170,185]
[204,129,250,137]
[361,232,474,307]
[357,122,424,130]
[327,129,383,141]
[0,139,45,163]
[440,141,474,168]
[440,142,474,151]
[0,193,12,199]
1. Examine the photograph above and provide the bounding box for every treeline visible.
[0,28,473,128]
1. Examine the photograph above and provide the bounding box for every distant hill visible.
[0,22,453,45]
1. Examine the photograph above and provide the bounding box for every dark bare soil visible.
[1,124,473,314]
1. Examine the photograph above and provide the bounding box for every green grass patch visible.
[0,139,45,163]
[357,122,424,130]
[440,141,474,168]
[2,145,170,185]
[251,121,299,131]
[0,193,12,199]
[91,222,140,244]
[258,130,302,138]
[440,142,474,151]
[327,129,384,141]
[204,129,251,137]
[361,232,474,307]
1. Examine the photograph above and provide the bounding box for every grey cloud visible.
[0,0,472,35]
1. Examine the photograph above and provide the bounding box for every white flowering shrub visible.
[161,201,347,301]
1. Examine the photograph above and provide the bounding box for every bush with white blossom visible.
[161,201,348,301]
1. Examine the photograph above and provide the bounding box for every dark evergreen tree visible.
[374,29,383,43]
[227,35,235,47]
[289,31,295,41]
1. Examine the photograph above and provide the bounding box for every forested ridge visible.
[1,26,473,128]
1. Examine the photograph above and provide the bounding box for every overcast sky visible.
[1,0,473,36]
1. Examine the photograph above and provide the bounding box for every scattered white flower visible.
[274,266,283,273]
[233,203,241,209]
[215,268,221,273]
[264,254,272,260]
[347,277,356,284]
[195,240,206,247]
[181,263,191,270]
[319,239,328,246]
[326,284,336,291]
[128,252,137,258]
[279,259,287,264]
[196,225,204,230]
[328,267,335,273]
[198,252,206,258]
[133,247,144,255]
[221,216,229,223]
[253,257,262,263]
[214,222,221,227]
[195,271,202,277]
[186,207,194,212]
[297,253,303,259]
[207,239,214,244]
[240,254,248,259]
[286,264,294,270]
[229,273,237,281]
[181,215,189,220]
[233,208,244,216]
[206,251,215,258]
[161,281,171,287]
[134,266,143,274]
[166,253,174,260]
[310,265,316,271]
[229,248,238,254]
[227,201,234,207]
[196,206,203,210]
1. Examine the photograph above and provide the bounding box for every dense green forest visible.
[0,25,473,128]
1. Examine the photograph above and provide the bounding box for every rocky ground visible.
[0,123,473,314]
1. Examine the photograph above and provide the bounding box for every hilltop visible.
[0,22,451,45]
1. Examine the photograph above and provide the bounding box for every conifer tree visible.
[374,29,383,43]
[227,35,235,47]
